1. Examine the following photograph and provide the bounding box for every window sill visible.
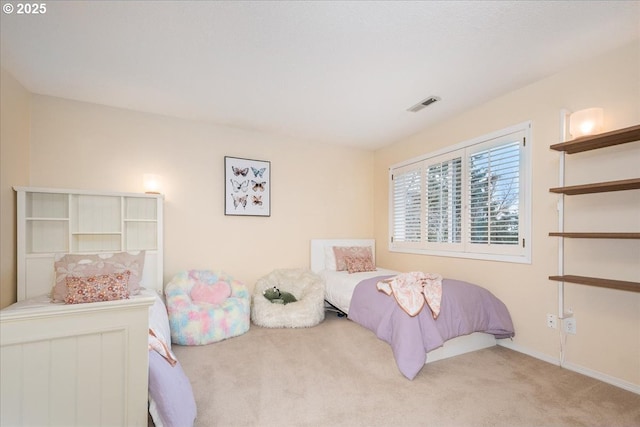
[389,246,532,264]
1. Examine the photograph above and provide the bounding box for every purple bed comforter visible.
[347,275,515,380]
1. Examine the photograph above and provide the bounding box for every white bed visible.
[310,239,503,366]
[2,187,198,426]
[0,251,179,427]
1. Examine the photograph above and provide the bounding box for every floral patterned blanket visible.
[376,272,442,318]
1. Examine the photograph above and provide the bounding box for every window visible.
[389,122,531,263]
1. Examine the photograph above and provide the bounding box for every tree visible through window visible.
[390,122,531,263]
[427,157,462,243]
[469,141,520,245]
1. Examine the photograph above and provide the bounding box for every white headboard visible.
[310,239,376,273]
[15,186,164,301]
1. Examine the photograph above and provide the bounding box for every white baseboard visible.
[561,361,640,395]
[497,339,560,366]
[497,340,640,395]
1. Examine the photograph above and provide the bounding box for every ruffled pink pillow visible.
[190,281,231,305]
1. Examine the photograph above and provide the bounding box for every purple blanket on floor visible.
[347,275,515,380]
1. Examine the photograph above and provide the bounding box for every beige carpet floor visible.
[173,313,640,427]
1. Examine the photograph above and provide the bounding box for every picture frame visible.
[224,156,271,217]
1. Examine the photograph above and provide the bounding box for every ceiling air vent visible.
[407,96,441,113]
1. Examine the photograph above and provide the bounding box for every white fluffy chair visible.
[251,269,325,328]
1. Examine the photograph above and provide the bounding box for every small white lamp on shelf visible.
[143,174,162,194]
[569,107,604,139]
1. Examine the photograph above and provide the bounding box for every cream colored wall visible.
[374,41,640,388]
[27,96,374,290]
[0,68,30,309]
[2,41,637,390]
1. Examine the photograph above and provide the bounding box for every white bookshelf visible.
[15,187,164,300]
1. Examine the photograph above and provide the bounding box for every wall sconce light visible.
[143,174,162,194]
[569,107,604,139]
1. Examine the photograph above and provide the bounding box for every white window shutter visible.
[468,138,522,249]
[388,121,530,263]
[391,164,423,245]
[426,156,463,244]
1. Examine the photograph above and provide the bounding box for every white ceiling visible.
[1,1,638,150]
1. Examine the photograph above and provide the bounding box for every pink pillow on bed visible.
[64,271,130,304]
[190,281,231,305]
[344,255,376,274]
[52,251,145,302]
[333,246,373,271]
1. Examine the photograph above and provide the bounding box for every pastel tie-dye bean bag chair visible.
[166,270,250,345]
[251,269,325,328]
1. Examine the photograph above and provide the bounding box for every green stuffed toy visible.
[263,286,297,305]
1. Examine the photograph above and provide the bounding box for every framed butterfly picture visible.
[224,156,271,217]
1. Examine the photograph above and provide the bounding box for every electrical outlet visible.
[546,313,557,329]
[564,317,577,335]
